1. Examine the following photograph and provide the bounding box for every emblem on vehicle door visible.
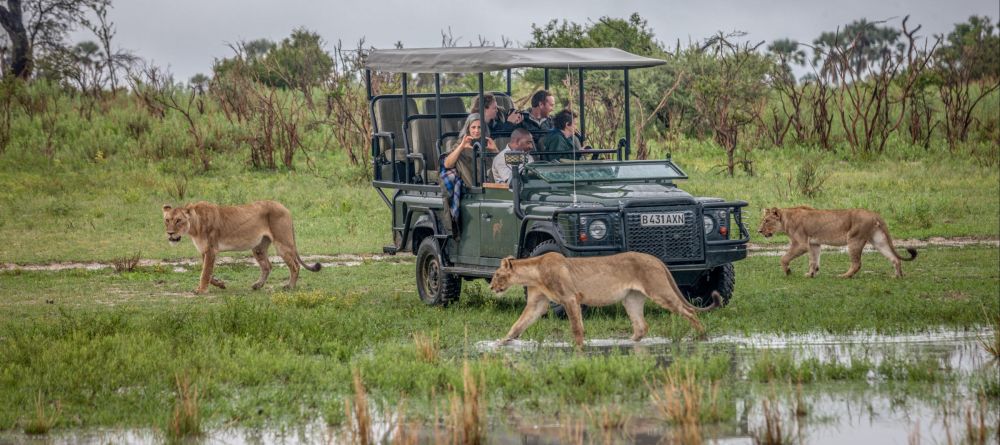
[492,220,504,239]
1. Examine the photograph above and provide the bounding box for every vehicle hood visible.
[525,182,695,207]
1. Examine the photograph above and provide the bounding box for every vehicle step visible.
[442,265,495,278]
[382,245,398,255]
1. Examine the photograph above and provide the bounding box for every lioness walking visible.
[757,206,917,278]
[162,201,321,293]
[490,252,720,348]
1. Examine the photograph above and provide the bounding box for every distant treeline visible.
[1,5,997,175]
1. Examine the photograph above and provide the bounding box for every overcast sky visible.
[71,0,998,82]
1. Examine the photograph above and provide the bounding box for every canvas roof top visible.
[365,47,666,73]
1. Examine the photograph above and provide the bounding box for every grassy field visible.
[0,142,996,264]
[1,246,996,431]
[0,86,996,439]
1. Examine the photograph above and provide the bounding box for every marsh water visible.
[3,328,995,445]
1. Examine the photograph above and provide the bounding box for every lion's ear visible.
[501,256,514,269]
[162,204,172,214]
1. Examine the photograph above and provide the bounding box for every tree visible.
[767,38,806,83]
[812,19,901,82]
[243,38,273,59]
[526,13,678,140]
[938,15,1000,81]
[262,29,333,99]
[188,72,209,93]
[0,0,107,78]
[212,29,333,109]
[935,15,1000,147]
[0,0,31,77]
[686,32,770,176]
[82,2,133,92]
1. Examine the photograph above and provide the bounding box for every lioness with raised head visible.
[162,201,321,293]
[757,206,917,278]
[490,251,720,348]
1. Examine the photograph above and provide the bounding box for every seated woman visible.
[440,113,497,234]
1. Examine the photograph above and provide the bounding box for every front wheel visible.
[685,263,735,308]
[415,237,461,306]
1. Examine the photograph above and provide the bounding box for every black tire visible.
[686,263,735,308]
[528,240,589,319]
[415,237,462,306]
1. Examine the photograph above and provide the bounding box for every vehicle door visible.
[451,188,481,263]
[479,185,519,259]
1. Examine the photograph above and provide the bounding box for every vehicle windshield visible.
[525,160,686,183]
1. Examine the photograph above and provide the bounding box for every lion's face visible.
[490,257,516,293]
[757,208,783,238]
[162,205,191,245]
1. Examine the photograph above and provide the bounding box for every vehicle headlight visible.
[588,220,608,240]
[703,215,714,234]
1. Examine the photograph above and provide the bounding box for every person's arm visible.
[444,136,472,168]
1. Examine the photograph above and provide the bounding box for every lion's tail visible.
[297,254,322,272]
[656,261,720,313]
[877,219,917,262]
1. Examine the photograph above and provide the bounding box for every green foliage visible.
[937,15,1000,81]
[811,18,902,73]
[213,28,333,92]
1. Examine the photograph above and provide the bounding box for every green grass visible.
[0,246,996,430]
[0,135,997,264]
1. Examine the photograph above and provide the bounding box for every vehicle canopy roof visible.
[365,47,666,73]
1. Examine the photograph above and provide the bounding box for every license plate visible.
[640,212,686,226]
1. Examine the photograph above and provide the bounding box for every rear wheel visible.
[685,263,735,308]
[416,237,461,306]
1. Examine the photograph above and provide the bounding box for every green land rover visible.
[365,47,750,308]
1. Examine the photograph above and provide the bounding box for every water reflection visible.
[3,329,994,445]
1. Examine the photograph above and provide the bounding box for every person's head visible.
[470,93,498,121]
[530,90,555,117]
[553,109,575,134]
[459,113,484,140]
[509,128,533,152]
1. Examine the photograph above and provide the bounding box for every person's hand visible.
[486,137,498,152]
[506,110,523,125]
[460,135,474,150]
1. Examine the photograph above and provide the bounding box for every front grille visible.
[625,207,704,263]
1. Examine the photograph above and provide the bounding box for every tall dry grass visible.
[413,331,440,363]
[167,373,201,441]
[752,398,786,445]
[23,392,60,435]
[979,309,1000,360]
[344,368,372,445]
[649,366,721,445]
[390,398,417,445]
[445,361,485,445]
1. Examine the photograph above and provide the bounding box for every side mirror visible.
[504,152,528,166]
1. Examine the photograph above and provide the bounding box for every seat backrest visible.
[373,97,418,155]
[423,97,467,135]
[492,136,510,152]
[410,118,439,173]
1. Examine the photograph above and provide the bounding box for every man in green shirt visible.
[538,109,588,162]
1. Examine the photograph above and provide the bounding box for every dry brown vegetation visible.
[167,373,201,441]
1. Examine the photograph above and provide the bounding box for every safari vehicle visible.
[365,47,751,308]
